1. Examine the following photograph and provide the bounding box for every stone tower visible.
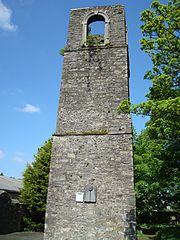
[45,5,136,240]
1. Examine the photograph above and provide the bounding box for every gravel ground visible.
[0,232,44,240]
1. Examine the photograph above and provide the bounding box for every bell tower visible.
[45,5,136,240]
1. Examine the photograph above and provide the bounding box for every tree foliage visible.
[118,0,180,134]
[136,1,180,216]
[20,139,52,231]
[134,129,179,223]
[133,0,180,142]
[118,0,180,221]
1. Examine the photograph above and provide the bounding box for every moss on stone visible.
[65,130,108,135]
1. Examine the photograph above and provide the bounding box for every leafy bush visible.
[20,139,52,232]
[155,224,180,240]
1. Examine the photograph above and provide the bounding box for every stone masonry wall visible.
[45,135,135,240]
[66,5,127,49]
[56,46,131,135]
[0,192,22,234]
[45,5,136,240]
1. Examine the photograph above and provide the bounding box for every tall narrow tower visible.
[45,5,136,240]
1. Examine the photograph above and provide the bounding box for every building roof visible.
[0,190,5,195]
[0,176,23,193]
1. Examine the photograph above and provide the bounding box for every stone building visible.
[0,176,23,234]
[45,5,136,240]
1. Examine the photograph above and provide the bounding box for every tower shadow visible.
[124,209,136,240]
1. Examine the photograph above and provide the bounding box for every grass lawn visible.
[138,234,157,240]
[137,224,180,240]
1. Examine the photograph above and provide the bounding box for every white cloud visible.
[19,104,40,113]
[0,0,17,32]
[0,149,5,159]
[13,152,26,163]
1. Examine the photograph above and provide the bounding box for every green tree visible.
[118,0,180,128]
[20,139,52,231]
[118,0,180,220]
[133,0,180,141]
[134,129,168,222]
[135,0,180,214]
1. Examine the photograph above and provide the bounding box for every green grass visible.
[138,235,156,240]
[137,224,180,240]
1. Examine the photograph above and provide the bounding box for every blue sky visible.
[0,0,168,179]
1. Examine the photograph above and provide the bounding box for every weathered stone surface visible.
[56,47,131,135]
[45,5,136,240]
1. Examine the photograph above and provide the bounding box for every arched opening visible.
[87,15,105,45]
[82,12,110,46]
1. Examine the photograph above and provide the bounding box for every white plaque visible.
[76,192,84,202]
